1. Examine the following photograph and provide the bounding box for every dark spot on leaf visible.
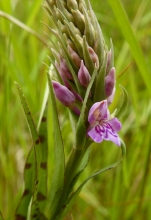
[15,214,26,220]
[37,192,46,201]
[42,116,47,122]
[25,163,32,169]
[39,135,45,143]
[27,112,31,115]
[32,214,37,218]
[35,139,40,145]
[40,162,47,169]
[23,189,29,197]
[35,180,39,185]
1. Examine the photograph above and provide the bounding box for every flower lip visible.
[87,100,122,146]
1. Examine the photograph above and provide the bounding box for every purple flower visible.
[87,100,121,146]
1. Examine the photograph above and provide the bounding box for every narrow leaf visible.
[15,82,46,220]
[47,73,65,219]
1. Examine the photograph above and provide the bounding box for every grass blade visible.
[107,0,151,95]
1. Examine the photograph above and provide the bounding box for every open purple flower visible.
[87,100,121,146]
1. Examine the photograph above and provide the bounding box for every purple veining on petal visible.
[87,100,122,146]
[108,118,122,132]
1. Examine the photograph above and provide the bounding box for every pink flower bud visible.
[55,60,72,89]
[52,81,76,106]
[78,60,91,87]
[52,81,81,115]
[105,67,115,97]
[60,57,73,80]
[68,45,81,68]
[107,87,115,105]
[88,47,99,69]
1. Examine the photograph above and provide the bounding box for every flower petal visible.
[88,100,109,124]
[88,122,121,146]
[108,118,122,132]
[87,126,103,143]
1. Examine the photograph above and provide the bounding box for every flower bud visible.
[107,87,115,105]
[88,47,99,69]
[105,67,115,97]
[78,60,91,88]
[67,0,78,10]
[52,81,80,115]
[52,81,75,106]
[68,45,81,68]
[106,49,112,75]
[71,9,85,34]
[60,57,73,80]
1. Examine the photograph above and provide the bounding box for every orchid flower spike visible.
[87,100,122,146]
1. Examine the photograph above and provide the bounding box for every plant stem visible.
[51,140,91,219]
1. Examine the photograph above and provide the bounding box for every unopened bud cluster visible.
[45,0,116,114]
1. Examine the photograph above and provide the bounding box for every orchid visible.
[10,0,127,219]
[87,100,122,146]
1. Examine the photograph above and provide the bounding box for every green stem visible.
[51,139,91,219]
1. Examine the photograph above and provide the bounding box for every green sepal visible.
[75,67,98,149]
[63,20,83,57]
[47,73,65,219]
[86,0,104,68]
[116,85,128,118]
[55,156,123,220]
[56,0,74,23]
[83,35,95,74]
[93,50,108,103]
[82,5,94,47]
[71,9,85,34]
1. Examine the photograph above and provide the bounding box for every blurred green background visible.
[0,0,151,219]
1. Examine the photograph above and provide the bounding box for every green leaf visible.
[14,82,47,220]
[107,0,151,95]
[116,85,128,118]
[55,157,123,220]
[33,86,48,217]
[47,74,65,219]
